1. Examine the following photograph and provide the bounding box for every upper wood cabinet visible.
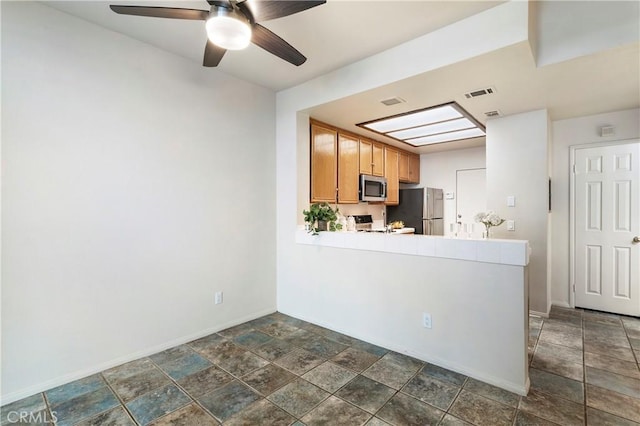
[398,152,409,182]
[338,133,360,204]
[399,151,420,184]
[384,147,399,206]
[310,123,337,203]
[408,154,420,184]
[360,138,384,176]
[310,119,419,204]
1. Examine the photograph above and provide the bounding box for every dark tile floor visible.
[2,307,639,425]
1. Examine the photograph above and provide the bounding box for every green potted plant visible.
[303,203,343,235]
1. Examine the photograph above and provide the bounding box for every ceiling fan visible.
[110,0,326,67]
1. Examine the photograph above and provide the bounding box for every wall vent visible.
[380,97,405,106]
[464,86,496,99]
[484,110,501,117]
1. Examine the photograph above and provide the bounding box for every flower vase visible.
[483,225,491,239]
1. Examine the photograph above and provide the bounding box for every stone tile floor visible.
[2,307,639,425]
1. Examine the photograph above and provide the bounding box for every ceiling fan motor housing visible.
[206,5,252,50]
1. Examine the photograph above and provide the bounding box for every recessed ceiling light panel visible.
[408,128,486,146]
[388,117,475,140]
[357,102,485,147]
[363,104,461,133]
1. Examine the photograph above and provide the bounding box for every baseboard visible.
[550,300,572,309]
[278,309,529,396]
[394,344,529,396]
[529,309,549,318]
[0,307,276,406]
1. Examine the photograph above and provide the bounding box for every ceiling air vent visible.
[464,86,496,99]
[484,110,501,117]
[380,97,405,106]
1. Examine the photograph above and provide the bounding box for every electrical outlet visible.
[423,312,432,329]
[215,291,223,305]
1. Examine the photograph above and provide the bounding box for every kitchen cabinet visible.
[408,154,420,184]
[310,118,419,204]
[399,151,420,184]
[372,143,384,176]
[359,138,384,176]
[398,152,409,181]
[384,147,399,205]
[338,133,360,203]
[310,123,337,203]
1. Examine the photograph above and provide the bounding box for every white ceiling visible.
[308,41,640,153]
[45,0,503,91]
[45,1,640,154]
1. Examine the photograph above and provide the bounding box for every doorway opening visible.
[456,168,486,239]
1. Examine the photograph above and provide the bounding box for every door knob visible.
[634,236,640,244]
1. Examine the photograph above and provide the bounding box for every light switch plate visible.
[507,220,515,231]
[507,196,516,207]
[445,192,455,200]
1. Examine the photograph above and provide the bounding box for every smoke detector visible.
[380,97,406,106]
[464,86,496,99]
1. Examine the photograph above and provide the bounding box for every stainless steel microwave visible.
[360,174,387,202]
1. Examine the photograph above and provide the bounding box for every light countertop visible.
[295,229,530,267]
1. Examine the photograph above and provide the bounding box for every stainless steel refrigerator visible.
[386,188,444,235]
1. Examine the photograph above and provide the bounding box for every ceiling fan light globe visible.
[206,14,252,50]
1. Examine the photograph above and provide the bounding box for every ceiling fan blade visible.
[206,0,232,8]
[238,0,325,22]
[110,5,209,20]
[251,24,306,66]
[203,39,227,67]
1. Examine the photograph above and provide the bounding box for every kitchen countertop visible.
[356,227,415,234]
[390,227,415,234]
[295,228,530,267]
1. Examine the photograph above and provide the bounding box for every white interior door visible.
[457,168,486,238]
[574,142,640,316]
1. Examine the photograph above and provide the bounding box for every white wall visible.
[286,240,529,394]
[277,1,530,393]
[419,147,486,237]
[1,2,276,403]
[550,108,640,307]
[534,1,640,67]
[486,110,550,314]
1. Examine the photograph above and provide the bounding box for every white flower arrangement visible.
[474,211,505,237]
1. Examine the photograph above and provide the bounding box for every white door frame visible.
[569,138,640,308]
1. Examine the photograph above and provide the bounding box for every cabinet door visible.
[359,139,373,175]
[310,124,337,203]
[338,133,360,203]
[398,151,410,182]
[408,154,420,184]
[372,143,385,176]
[385,147,399,205]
